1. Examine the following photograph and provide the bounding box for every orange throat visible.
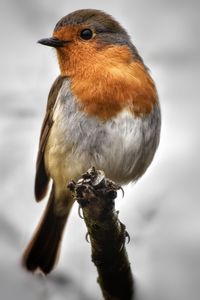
[56,43,158,120]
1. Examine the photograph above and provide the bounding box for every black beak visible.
[37,37,67,48]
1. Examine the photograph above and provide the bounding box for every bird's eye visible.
[80,29,93,40]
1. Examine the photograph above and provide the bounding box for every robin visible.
[22,9,161,275]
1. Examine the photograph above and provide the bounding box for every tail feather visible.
[22,187,70,274]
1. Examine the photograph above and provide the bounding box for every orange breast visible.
[56,40,158,120]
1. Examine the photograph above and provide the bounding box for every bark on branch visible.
[68,167,134,300]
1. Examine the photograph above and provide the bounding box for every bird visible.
[22,9,161,275]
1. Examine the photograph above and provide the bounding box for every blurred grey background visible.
[0,0,200,299]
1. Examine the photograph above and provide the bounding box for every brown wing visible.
[35,76,65,201]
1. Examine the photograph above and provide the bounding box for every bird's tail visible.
[22,187,72,275]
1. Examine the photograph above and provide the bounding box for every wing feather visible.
[35,76,65,201]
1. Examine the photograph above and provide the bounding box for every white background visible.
[0,0,200,299]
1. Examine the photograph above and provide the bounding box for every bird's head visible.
[38,9,142,76]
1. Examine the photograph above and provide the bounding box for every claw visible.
[85,232,90,243]
[78,205,84,219]
[125,231,131,244]
[118,221,130,252]
[119,186,124,198]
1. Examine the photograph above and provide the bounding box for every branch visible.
[68,167,134,300]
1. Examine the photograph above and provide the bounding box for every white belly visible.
[45,79,161,188]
